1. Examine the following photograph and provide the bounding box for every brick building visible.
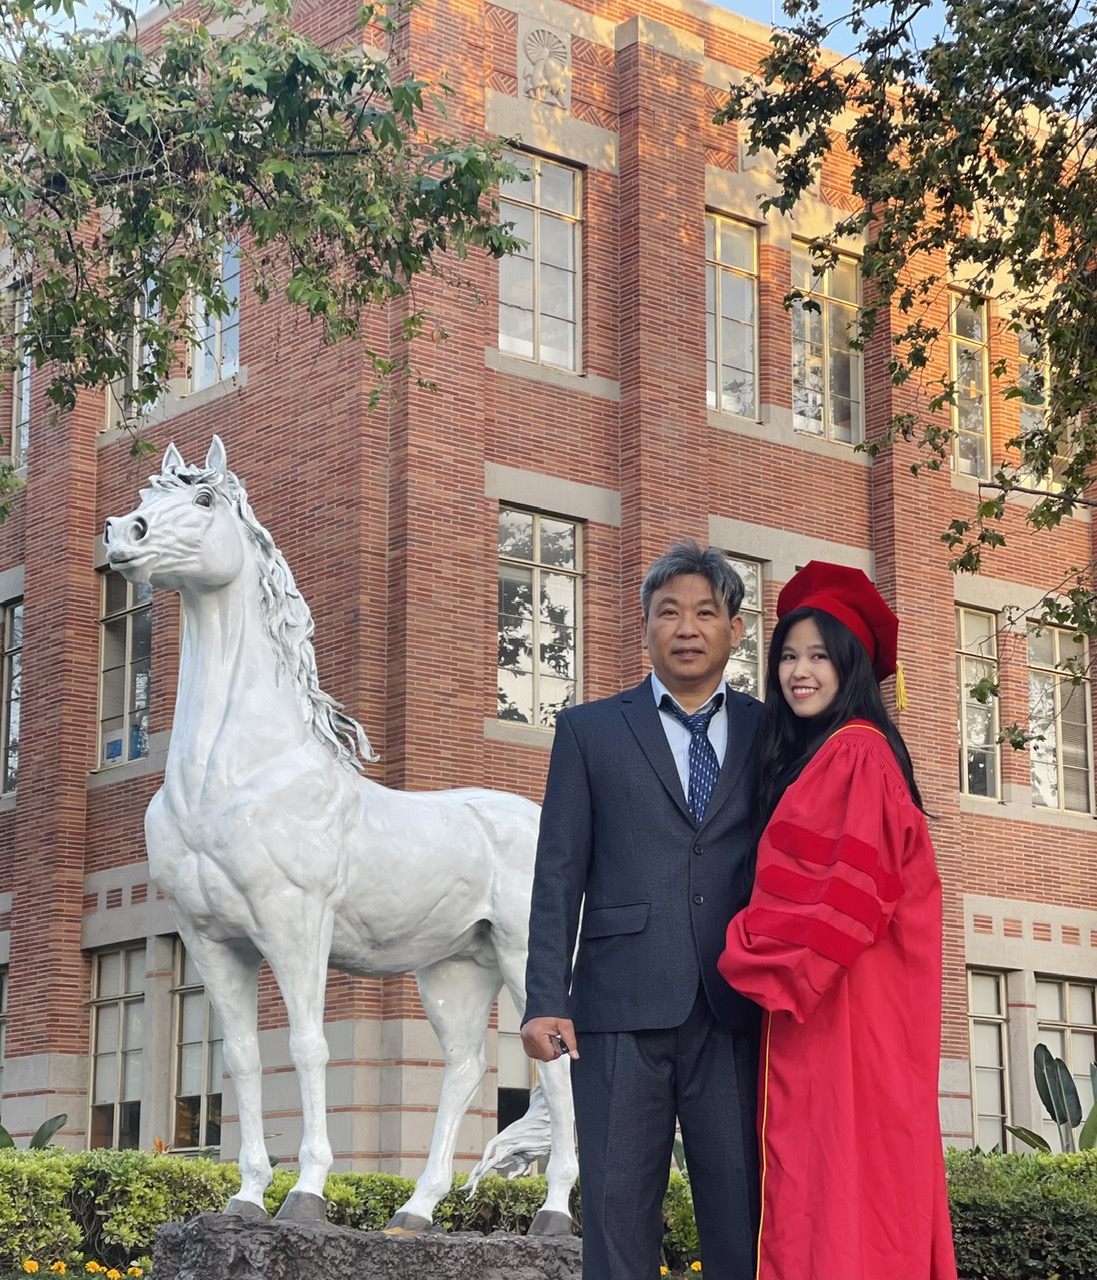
[0,0,1093,1175]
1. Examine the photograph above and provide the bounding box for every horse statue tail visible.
[465,1083,553,1192]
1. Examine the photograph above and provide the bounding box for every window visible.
[1,599,21,792]
[497,508,580,727]
[10,283,31,466]
[724,556,763,698]
[968,970,1010,1151]
[99,571,152,767]
[191,239,240,391]
[1028,626,1091,812]
[1036,977,1097,1150]
[791,246,862,444]
[498,153,580,371]
[106,279,161,430]
[950,296,990,478]
[496,987,535,1137]
[0,967,7,1116]
[173,946,224,1151]
[956,607,999,799]
[90,946,145,1149]
[706,215,757,418]
[1018,330,1067,492]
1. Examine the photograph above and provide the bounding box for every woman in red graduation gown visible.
[718,562,957,1280]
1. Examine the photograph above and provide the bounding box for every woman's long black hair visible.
[755,607,925,830]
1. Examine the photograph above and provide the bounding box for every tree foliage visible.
[719,0,1097,645]
[0,0,519,466]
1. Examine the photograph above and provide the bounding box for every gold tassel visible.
[895,660,909,712]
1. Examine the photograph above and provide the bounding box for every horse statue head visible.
[104,435,377,768]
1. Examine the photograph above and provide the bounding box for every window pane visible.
[93,1052,117,1104]
[124,948,145,995]
[499,255,534,311]
[97,953,121,1000]
[1069,984,1097,1025]
[954,302,984,342]
[973,1021,1003,1065]
[538,163,577,216]
[499,510,534,562]
[970,972,1002,1016]
[539,216,575,271]
[539,519,576,570]
[717,221,754,271]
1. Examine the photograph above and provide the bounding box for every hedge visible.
[3,1147,1094,1277]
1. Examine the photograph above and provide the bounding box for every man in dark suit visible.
[522,540,762,1280]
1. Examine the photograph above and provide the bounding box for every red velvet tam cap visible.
[776,561,899,682]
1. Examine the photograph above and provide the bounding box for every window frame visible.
[950,294,991,479]
[89,946,145,1150]
[1035,975,1097,1150]
[1027,625,1093,814]
[498,152,582,373]
[791,243,864,445]
[98,570,153,768]
[0,966,7,1117]
[705,213,759,420]
[723,554,764,699]
[956,606,1000,800]
[1018,329,1068,493]
[171,943,224,1153]
[10,282,31,467]
[190,239,241,392]
[496,506,583,728]
[106,277,162,431]
[967,968,1011,1152]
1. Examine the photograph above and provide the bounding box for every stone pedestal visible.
[153,1214,583,1280]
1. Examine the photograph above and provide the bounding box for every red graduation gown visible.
[719,721,957,1280]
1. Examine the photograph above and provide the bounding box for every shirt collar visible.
[650,670,726,716]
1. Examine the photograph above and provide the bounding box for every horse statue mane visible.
[154,438,379,769]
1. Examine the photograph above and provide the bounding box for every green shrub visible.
[662,1171,700,1269]
[15,1145,1097,1279]
[0,1150,81,1270]
[65,1149,240,1270]
[946,1147,1097,1280]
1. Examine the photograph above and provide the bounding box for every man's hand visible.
[521,1016,579,1062]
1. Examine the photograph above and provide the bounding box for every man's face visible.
[642,573,742,703]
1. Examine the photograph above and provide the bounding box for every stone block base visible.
[153,1213,583,1280]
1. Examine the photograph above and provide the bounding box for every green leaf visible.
[30,1113,68,1149]
[1078,1101,1097,1152]
[1004,1124,1051,1152]
[1035,1043,1082,1130]
[0,1124,14,1148]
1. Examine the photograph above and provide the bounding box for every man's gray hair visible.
[641,539,745,618]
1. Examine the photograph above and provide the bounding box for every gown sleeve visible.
[718,729,910,1023]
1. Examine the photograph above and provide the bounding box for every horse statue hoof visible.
[225,1196,268,1220]
[529,1209,573,1236]
[274,1190,328,1223]
[383,1210,433,1234]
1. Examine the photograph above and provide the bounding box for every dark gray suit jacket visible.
[524,676,762,1033]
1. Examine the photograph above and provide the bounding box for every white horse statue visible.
[103,436,577,1232]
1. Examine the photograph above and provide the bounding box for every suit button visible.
[693,844,704,855]
[693,894,704,905]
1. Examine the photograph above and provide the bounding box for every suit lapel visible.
[698,684,753,831]
[619,677,693,822]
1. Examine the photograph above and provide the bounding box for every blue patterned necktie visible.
[660,693,723,827]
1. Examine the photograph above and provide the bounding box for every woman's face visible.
[778,617,840,718]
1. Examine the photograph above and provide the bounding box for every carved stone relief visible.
[518,16,572,111]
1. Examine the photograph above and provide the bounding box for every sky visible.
[64,0,952,60]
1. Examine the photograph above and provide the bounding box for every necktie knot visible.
[660,693,723,826]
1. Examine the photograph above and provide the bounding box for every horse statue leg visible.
[492,939,578,1235]
[179,931,272,1218]
[385,954,503,1231]
[266,923,336,1223]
